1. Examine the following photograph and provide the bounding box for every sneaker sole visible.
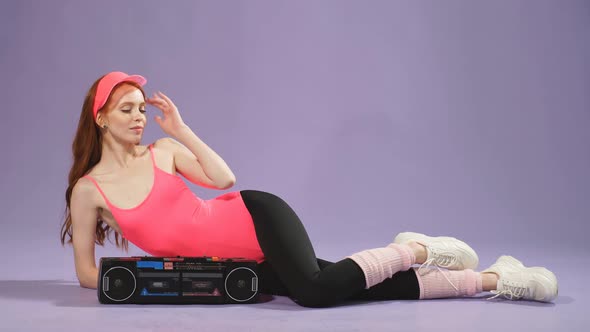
[527,267,559,302]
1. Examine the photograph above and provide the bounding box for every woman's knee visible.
[293,291,336,308]
[289,281,340,308]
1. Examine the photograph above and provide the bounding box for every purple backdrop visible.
[1,0,588,291]
[1,0,589,330]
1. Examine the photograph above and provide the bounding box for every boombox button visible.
[212,256,219,261]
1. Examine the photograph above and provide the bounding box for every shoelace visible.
[487,280,527,301]
[417,247,459,292]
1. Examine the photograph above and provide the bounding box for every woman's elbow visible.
[77,268,99,289]
[219,179,236,190]
[79,280,97,289]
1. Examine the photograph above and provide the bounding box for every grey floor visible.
[1,244,586,332]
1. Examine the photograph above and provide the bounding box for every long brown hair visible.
[60,76,146,251]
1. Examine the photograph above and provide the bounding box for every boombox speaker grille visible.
[102,266,137,302]
[224,267,258,302]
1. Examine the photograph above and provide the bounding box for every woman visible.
[61,71,558,307]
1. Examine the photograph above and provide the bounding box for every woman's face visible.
[98,84,147,145]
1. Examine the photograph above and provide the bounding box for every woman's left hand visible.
[146,91,188,137]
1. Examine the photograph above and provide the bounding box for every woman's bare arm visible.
[70,179,100,289]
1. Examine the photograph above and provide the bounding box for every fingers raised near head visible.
[156,91,176,108]
[147,97,169,112]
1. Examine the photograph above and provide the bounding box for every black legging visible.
[240,190,420,308]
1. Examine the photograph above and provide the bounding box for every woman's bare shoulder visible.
[72,176,99,202]
[68,177,101,218]
[150,139,177,175]
[152,137,175,151]
[151,138,177,158]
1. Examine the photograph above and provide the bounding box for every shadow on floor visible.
[0,280,566,309]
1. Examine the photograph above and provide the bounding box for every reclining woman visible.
[60,71,558,307]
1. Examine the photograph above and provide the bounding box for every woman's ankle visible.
[481,272,499,291]
[406,241,427,264]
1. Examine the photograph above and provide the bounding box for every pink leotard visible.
[83,144,265,263]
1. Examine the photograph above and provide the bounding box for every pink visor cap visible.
[92,71,147,119]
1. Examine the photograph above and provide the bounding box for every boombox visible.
[98,256,259,304]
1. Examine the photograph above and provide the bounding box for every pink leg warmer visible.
[414,268,483,299]
[347,243,416,289]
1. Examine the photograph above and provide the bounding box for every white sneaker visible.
[481,255,559,302]
[393,231,479,271]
